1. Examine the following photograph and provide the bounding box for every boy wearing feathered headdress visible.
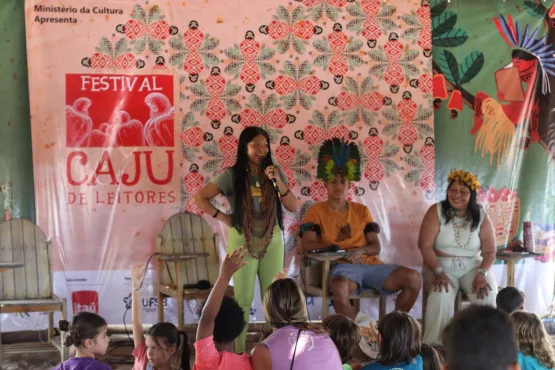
[300,138,421,320]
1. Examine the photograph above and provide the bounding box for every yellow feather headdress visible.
[447,169,481,191]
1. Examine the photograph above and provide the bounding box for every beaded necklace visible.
[451,216,472,248]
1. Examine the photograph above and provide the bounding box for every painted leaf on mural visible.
[430,0,448,18]
[523,1,547,18]
[432,29,468,47]
[437,49,460,85]
[458,51,484,85]
[432,11,457,35]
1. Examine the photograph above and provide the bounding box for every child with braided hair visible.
[52,312,112,370]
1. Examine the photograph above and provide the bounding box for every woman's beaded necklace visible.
[452,215,472,248]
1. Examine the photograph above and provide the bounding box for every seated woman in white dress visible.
[418,169,498,345]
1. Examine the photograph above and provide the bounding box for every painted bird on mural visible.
[1,183,18,221]
[471,14,555,167]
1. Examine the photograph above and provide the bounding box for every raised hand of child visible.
[220,247,248,280]
[131,263,145,290]
[272,268,289,282]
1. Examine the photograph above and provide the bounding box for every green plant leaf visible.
[249,94,264,111]
[313,38,331,53]
[345,110,359,126]
[402,64,420,77]
[369,63,387,77]
[310,110,326,126]
[401,14,420,27]
[258,46,275,61]
[114,38,128,57]
[382,144,399,158]
[346,54,363,68]
[432,29,468,47]
[314,54,331,69]
[382,107,400,121]
[292,38,305,54]
[345,77,359,94]
[203,159,224,173]
[203,52,220,66]
[294,168,312,182]
[416,106,434,121]
[202,142,222,157]
[347,19,364,34]
[328,110,341,125]
[361,77,374,95]
[265,94,279,110]
[224,98,242,112]
[326,5,339,21]
[362,109,375,126]
[345,38,363,53]
[190,98,209,113]
[132,4,147,21]
[169,52,186,67]
[181,112,197,130]
[169,36,187,51]
[276,6,290,22]
[200,35,219,51]
[224,47,242,60]
[430,0,448,18]
[133,37,147,54]
[400,48,420,63]
[379,5,396,17]
[403,28,420,41]
[383,123,400,136]
[299,92,313,110]
[190,82,210,97]
[415,123,433,139]
[259,62,276,78]
[276,38,290,55]
[346,4,365,17]
[458,51,484,85]
[298,60,312,79]
[98,37,113,55]
[282,94,297,110]
[404,169,421,185]
[523,1,547,18]
[368,48,387,62]
[148,5,163,23]
[381,159,400,175]
[224,61,243,76]
[437,49,460,85]
[149,38,162,55]
[282,61,296,79]
[379,19,397,31]
[292,6,305,23]
[223,83,242,97]
[432,11,457,35]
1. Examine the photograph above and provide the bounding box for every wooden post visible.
[321,259,330,319]
[176,262,184,330]
[507,260,516,287]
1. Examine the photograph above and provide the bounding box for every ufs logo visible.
[123,294,168,314]
[72,290,99,313]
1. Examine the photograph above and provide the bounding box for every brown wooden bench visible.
[0,219,67,363]
[155,212,233,330]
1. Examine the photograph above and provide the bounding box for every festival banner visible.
[12,0,433,331]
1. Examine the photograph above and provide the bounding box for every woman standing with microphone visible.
[194,126,297,352]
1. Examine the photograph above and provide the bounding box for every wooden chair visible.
[155,212,232,330]
[0,219,67,363]
[300,253,387,320]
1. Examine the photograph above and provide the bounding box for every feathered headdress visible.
[317,138,361,182]
[494,14,555,94]
[447,169,481,191]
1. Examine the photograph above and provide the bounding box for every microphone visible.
[264,164,282,199]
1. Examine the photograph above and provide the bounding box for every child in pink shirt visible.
[193,247,252,370]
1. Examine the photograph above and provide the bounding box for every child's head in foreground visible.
[145,322,191,370]
[377,311,421,365]
[213,296,246,345]
[322,314,362,364]
[59,312,110,356]
[496,287,525,314]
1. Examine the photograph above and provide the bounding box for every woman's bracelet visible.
[212,209,220,218]
[281,188,290,197]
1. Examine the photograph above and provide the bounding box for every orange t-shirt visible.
[193,335,252,370]
[302,201,383,265]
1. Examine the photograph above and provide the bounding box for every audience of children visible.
[511,311,555,370]
[131,264,191,370]
[497,287,525,314]
[53,312,112,370]
[442,305,519,370]
[194,247,252,370]
[322,314,363,370]
[362,311,422,370]
[51,255,553,370]
[250,277,343,369]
